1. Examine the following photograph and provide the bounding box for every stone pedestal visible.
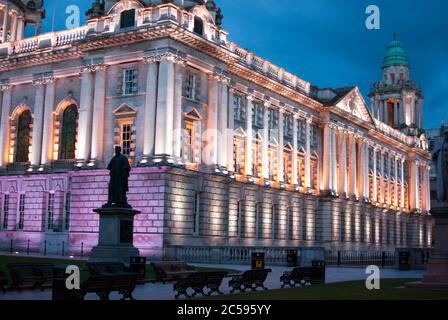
[406,207,448,289]
[89,207,141,264]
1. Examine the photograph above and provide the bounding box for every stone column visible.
[90,65,107,166]
[339,129,348,197]
[292,115,299,186]
[394,100,398,126]
[364,142,370,200]
[2,7,9,43]
[349,134,358,198]
[217,77,229,169]
[278,108,285,183]
[394,155,399,208]
[173,61,185,162]
[383,100,388,124]
[425,165,431,212]
[387,155,392,206]
[410,160,420,211]
[30,80,46,168]
[245,95,254,177]
[76,67,95,165]
[331,126,338,192]
[154,56,175,159]
[0,85,12,167]
[322,123,332,192]
[227,88,235,172]
[305,118,312,190]
[205,74,219,168]
[373,146,378,204]
[9,12,17,42]
[356,137,365,200]
[141,58,158,163]
[400,158,405,209]
[40,79,56,167]
[262,101,270,181]
[379,149,385,205]
[16,17,24,41]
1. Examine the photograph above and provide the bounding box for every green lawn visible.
[0,255,239,283]
[204,278,448,300]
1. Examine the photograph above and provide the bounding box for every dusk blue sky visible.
[36,0,448,129]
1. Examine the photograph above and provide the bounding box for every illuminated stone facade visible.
[0,0,432,259]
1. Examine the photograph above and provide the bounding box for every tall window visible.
[64,192,71,231]
[185,72,200,101]
[120,9,135,29]
[122,68,138,95]
[272,204,279,240]
[370,217,375,243]
[340,212,346,242]
[255,202,262,239]
[47,193,55,230]
[287,206,294,240]
[252,102,264,129]
[16,110,32,163]
[193,193,200,235]
[301,211,307,241]
[2,194,9,230]
[60,105,78,160]
[193,16,204,35]
[121,124,132,156]
[233,95,245,123]
[237,200,244,238]
[360,213,366,242]
[17,194,25,230]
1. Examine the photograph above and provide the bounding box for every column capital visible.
[263,100,271,108]
[0,83,11,92]
[213,73,231,85]
[247,94,255,102]
[32,77,55,86]
[305,117,313,125]
[228,86,237,94]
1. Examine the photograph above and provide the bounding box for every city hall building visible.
[0,0,433,261]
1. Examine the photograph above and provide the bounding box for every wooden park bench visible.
[0,271,7,293]
[280,260,326,288]
[151,261,197,283]
[79,274,138,300]
[228,269,272,293]
[7,264,54,292]
[173,271,227,299]
[82,262,140,300]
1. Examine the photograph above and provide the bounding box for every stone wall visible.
[0,166,433,260]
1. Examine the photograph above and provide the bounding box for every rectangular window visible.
[237,200,244,238]
[233,95,245,123]
[47,193,55,231]
[301,211,307,241]
[288,206,294,240]
[18,194,25,230]
[252,102,264,129]
[2,194,9,230]
[193,193,200,235]
[121,124,132,156]
[255,203,262,239]
[64,193,71,231]
[284,114,293,139]
[123,68,138,95]
[340,212,346,242]
[185,73,199,100]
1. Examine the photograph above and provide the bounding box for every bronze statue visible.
[105,146,131,208]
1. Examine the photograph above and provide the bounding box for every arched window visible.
[16,110,32,163]
[193,17,204,35]
[60,105,78,160]
[120,9,136,29]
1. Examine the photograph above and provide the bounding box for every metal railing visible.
[325,250,396,267]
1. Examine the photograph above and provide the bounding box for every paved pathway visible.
[0,263,425,300]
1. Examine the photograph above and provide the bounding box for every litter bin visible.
[130,256,147,281]
[251,252,265,270]
[398,252,411,270]
[286,250,298,267]
[52,264,81,300]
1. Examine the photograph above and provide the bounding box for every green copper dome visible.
[382,34,410,69]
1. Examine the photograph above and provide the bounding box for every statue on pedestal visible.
[105,146,131,208]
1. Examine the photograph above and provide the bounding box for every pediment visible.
[335,87,373,124]
[185,108,202,120]
[113,103,138,116]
